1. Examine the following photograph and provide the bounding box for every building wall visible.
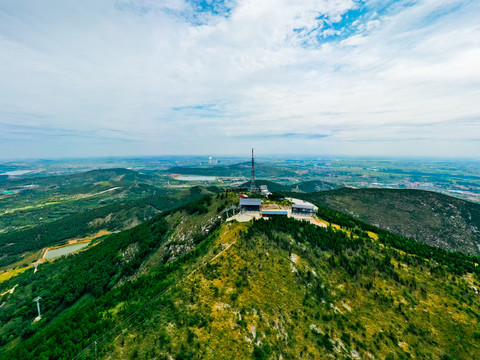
[292,208,314,215]
[241,205,260,212]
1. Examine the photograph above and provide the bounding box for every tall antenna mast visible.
[250,148,257,192]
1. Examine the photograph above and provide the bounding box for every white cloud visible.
[0,0,479,158]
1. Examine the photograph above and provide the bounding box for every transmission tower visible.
[249,148,258,192]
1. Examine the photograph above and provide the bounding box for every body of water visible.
[0,170,33,176]
[177,176,217,181]
[45,243,90,259]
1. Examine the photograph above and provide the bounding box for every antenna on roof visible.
[250,148,258,192]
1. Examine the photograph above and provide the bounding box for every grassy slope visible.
[101,217,480,360]
[296,188,480,256]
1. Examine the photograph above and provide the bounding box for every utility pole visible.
[33,296,42,320]
[94,341,98,360]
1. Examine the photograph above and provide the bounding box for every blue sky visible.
[0,0,479,159]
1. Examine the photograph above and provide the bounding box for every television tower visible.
[250,148,257,192]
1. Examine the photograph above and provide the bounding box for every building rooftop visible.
[291,204,315,210]
[262,210,288,215]
[239,198,262,206]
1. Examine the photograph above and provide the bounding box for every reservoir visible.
[177,176,217,181]
[45,243,90,259]
[0,170,33,176]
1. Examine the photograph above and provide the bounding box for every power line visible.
[71,275,183,360]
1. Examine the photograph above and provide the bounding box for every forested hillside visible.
[295,188,480,256]
[289,179,340,192]
[1,192,479,359]
[241,179,339,193]
[0,168,167,233]
[0,186,218,267]
[0,192,227,359]
[0,168,156,188]
[166,162,298,178]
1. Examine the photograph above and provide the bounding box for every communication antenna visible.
[33,296,42,319]
[250,148,257,192]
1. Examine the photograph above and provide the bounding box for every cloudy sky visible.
[0,0,479,159]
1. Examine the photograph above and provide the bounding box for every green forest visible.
[0,186,218,267]
[1,192,479,359]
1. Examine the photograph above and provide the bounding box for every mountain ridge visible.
[165,162,298,178]
[294,187,480,256]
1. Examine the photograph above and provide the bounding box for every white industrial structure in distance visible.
[259,185,272,197]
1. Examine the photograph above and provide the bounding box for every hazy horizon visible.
[1,0,479,159]
[2,153,480,163]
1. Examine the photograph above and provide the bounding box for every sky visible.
[0,0,479,159]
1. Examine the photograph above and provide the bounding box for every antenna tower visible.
[250,148,257,192]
